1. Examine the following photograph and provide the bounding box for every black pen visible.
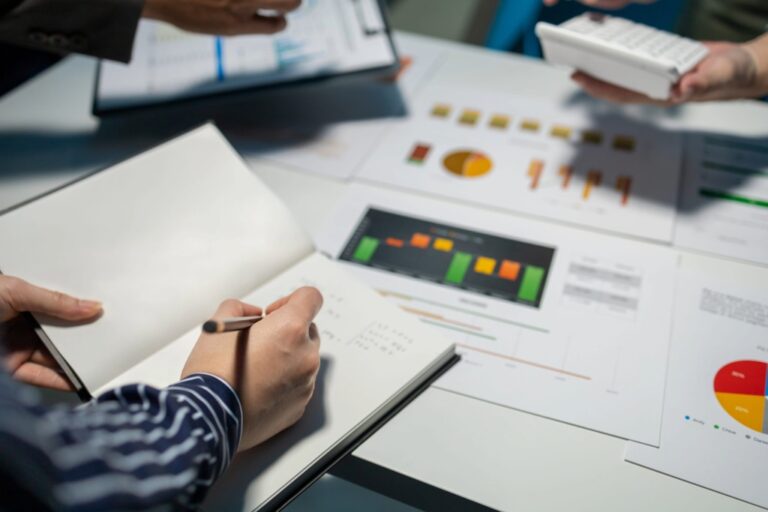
[202,315,263,333]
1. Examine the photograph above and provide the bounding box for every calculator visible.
[535,13,709,100]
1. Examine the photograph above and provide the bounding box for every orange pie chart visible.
[443,150,493,178]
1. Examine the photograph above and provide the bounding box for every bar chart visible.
[339,208,555,307]
[359,86,682,242]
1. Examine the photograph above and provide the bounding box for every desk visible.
[1,32,767,512]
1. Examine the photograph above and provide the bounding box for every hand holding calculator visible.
[536,13,709,100]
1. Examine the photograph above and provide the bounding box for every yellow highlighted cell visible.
[489,114,510,129]
[613,135,636,151]
[433,238,454,252]
[431,104,451,118]
[550,125,572,139]
[520,119,540,132]
[459,109,481,126]
[581,130,603,145]
[474,256,497,275]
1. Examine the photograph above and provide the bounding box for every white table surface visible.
[2,32,767,512]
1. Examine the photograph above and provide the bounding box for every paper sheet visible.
[0,125,313,392]
[674,133,768,265]
[96,0,396,111]
[102,253,455,511]
[318,184,677,444]
[626,268,768,509]
[354,85,682,242]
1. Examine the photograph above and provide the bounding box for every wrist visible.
[742,34,768,96]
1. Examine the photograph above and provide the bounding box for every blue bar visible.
[214,37,225,81]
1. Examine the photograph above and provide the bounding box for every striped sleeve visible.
[0,371,242,511]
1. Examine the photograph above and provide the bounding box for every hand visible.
[0,276,102,390]
[182,286,322,452]
[571,41,764,105]
[142,0,302,36]
[542,0,656,8]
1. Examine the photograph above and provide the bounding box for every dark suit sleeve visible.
[0,0,144,62]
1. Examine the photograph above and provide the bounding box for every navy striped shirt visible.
[0,370,241,511]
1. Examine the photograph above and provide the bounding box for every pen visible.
[202,315,263,333]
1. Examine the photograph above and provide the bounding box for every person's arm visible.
[0,370,241,510]
[1,276,322,509]
[0,0,144,62]
[0,0,301,63]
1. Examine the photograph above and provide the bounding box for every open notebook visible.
[0,124,455,511]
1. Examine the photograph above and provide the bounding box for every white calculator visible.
[536,12,709,100]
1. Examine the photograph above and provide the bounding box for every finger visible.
[223,14,287,35]
[14,362,74,391]
[0,277,101,322]
[265,294,292,315]
[28,346,61,367]
[231,0,301,15]
[572,72,669,105]
[279,287,323,323]
[213,299,262,319]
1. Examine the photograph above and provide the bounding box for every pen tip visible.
[202,320,218,333]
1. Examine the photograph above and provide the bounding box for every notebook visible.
[0,124,455,511]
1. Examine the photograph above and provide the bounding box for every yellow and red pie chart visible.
[442,150,493,178]
[714,360,768,433]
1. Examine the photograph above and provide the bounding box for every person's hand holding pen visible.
[0,276,102,390]
[142,0,303,36]
[182,286,323,452]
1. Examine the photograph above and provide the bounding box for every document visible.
[626,267,768,509]
[96,0,397,111]
[674,133,768,265]
[318,184,677,444]
[354,86,682,242]
[0,125,455,511]
[227,35,447,180]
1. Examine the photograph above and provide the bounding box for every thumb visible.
[0,277,101,322]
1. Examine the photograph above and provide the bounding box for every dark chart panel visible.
[339,208,556,308]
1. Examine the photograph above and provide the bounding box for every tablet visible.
[93,0,398,114]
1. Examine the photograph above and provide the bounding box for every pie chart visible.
[443,150,493,178]
[714,360,768,433]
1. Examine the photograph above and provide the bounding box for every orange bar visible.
[527,159,544,190]
[386,237,404,248]
[411,233,431,249]
[499,260,521,280]
[583,170,602,200]
[558,165,572,189]
[616,176,632,205]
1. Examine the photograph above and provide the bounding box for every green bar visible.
[700,188,768,209]
[445,252,472,284]
[518,266,544,302]
[352,236,380,262]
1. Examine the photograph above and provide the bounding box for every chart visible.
[339,208,555,307]
[714,360,768,433]
[674,134,768,265]
[320,185,678,444]
[356,86,682,242]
